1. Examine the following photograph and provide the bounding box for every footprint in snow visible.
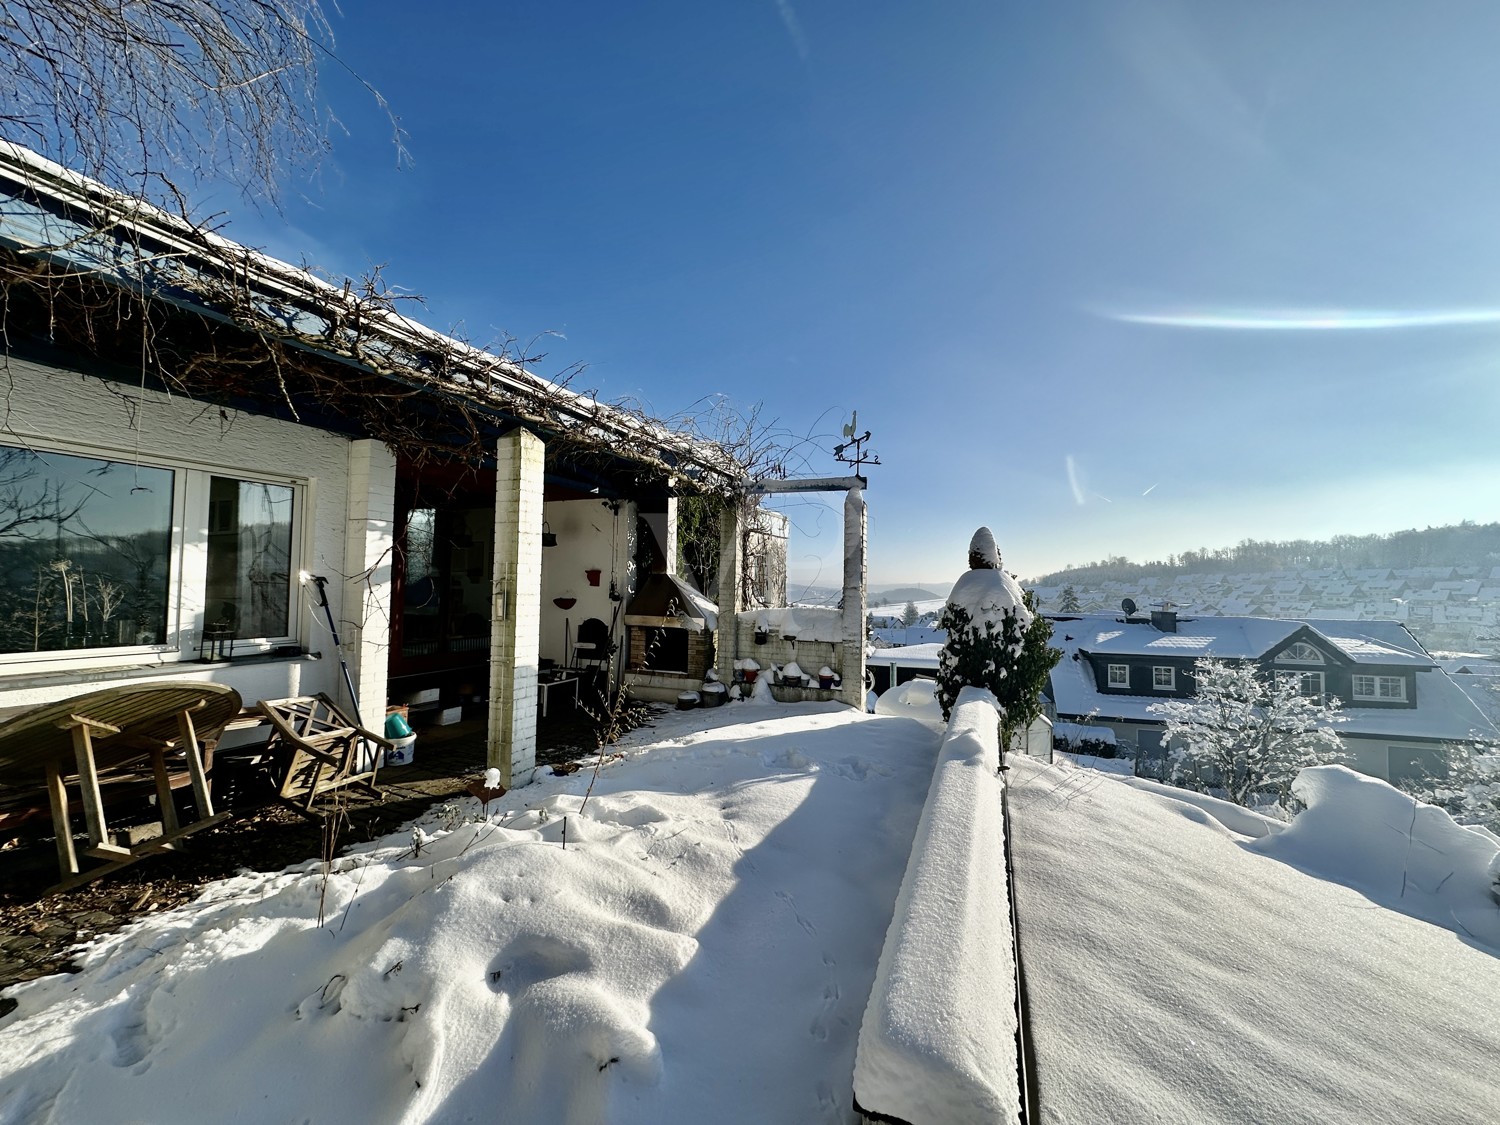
[808,952,841,1042]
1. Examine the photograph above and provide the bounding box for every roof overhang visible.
[0,142,747,499]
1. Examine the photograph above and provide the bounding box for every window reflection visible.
[0,445,173,653]
[205,476,294,639]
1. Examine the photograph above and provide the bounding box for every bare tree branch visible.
[0,0,403,208]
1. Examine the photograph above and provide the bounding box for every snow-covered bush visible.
[1149,658,1347,814]
[1395,741,1500,835]
[935,528,1060,739]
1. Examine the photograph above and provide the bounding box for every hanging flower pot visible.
[754,628,768,645]
[586,568,602,586]
[541,521,558,547]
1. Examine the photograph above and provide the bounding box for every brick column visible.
[715,499,743,687]
[488,430,544,786]
[341,440,397,728]
[841,487,868,710]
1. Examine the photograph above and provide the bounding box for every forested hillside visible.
[1031,522,1500,586]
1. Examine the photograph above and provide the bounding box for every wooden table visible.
[0,682,242,890]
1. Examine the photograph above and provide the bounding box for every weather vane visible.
[833,411,880,480]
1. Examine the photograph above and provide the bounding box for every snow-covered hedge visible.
[853,686,1021,1125]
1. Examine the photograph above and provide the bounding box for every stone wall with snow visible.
[852,686,1021,1125]
[737,607,851,700]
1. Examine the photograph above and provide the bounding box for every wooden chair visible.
[257,694,390,817]
[569,616,615,708]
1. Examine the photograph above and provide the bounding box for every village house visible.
[1047,608,1498,785]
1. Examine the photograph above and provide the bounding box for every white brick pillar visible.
[610,500,639,696]
[662,496,679,575]
[341,439,397,728]
[841,487,868,710]
[715,499,744,687]
[489,429,545,786]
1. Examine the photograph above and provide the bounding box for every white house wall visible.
[0,356,395,720]
[1083,722,1413,786]
[539,497,632,671]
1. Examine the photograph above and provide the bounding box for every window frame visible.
[1107,663,1130,688]
[1278,641,1325,665]
[1352,673,1407,702]
[0,436,306,673]
[201,473,300,651]
[1152,665,1176,691]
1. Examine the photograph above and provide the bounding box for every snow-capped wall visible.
[853,686,1021,1125]
[735,606,851,700]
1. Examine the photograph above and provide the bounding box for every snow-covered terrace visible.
[2,698,1499,1122]
[1010,758,1500,1124]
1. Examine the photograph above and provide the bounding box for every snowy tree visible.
[1059,585,1081,613]
[1395,741,1500,835]
[901,601,920,628]
[936,527,1060,740]
[1148,658,1347,813]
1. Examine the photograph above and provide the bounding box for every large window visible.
[1353,674,1407,702]
[395,505,493,667]
[1295,671,1325,698]
[0,446,173,654]
[1277,669,1326,697]
[0,442,301,663]
[205,476,294,640]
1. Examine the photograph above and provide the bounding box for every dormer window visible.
[1107,664,1129,688]
[1278,641,1324,665]
[1153,665,1175,690]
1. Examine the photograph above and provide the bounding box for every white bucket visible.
[385,733,417,767]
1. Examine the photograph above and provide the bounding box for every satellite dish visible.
[1122,597,1137,615]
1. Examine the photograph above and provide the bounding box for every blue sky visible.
[216,1,1500,588]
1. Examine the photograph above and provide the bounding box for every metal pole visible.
[311,575,362,724]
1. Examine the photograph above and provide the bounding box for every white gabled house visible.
[1047,609,1498,785]
[0,142,869,786]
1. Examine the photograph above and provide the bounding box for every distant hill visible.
[868,586,947,607]
[1029,521,1500,586]
[790,584,949,610]
[788,584,843,607]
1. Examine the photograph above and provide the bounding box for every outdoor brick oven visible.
[622,571,718,701]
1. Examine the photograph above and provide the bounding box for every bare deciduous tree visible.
[0,0,399,206]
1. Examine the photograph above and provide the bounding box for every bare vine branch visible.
[0,0,404,208]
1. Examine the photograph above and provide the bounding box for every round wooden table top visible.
[0,681,243,782]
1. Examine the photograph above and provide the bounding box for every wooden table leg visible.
[151,748,181,835]
[44,759,79,877]
[63,718,132,861]
[176,705,215,819]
